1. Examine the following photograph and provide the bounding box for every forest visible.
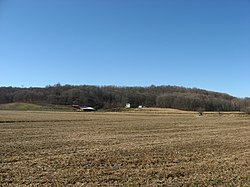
[0,84,249,112]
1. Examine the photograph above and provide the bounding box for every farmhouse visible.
[125,103,131,108]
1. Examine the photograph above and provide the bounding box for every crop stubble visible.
[0,111,250,186]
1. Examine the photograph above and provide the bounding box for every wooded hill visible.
[0,84,249,112]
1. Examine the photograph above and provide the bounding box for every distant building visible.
[125,103,131,108]
[72,105,96,112]
[138,105,143,108]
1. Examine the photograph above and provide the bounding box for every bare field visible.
[0,111,250,186]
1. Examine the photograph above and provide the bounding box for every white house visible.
[125,103,131,108]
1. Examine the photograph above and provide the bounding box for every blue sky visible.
[0,0,249,97]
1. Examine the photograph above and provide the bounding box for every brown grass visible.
[0,110,250,186]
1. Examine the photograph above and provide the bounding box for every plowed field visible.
[0,111,250,186]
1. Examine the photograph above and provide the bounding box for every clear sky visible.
[0,0,249,97]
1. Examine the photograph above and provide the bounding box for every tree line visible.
[0,84,249,112]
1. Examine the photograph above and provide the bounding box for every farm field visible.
[0,110,250,186]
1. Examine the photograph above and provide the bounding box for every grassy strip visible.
[0,103,73,112]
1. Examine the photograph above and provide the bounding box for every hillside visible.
[0,85,249,111]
